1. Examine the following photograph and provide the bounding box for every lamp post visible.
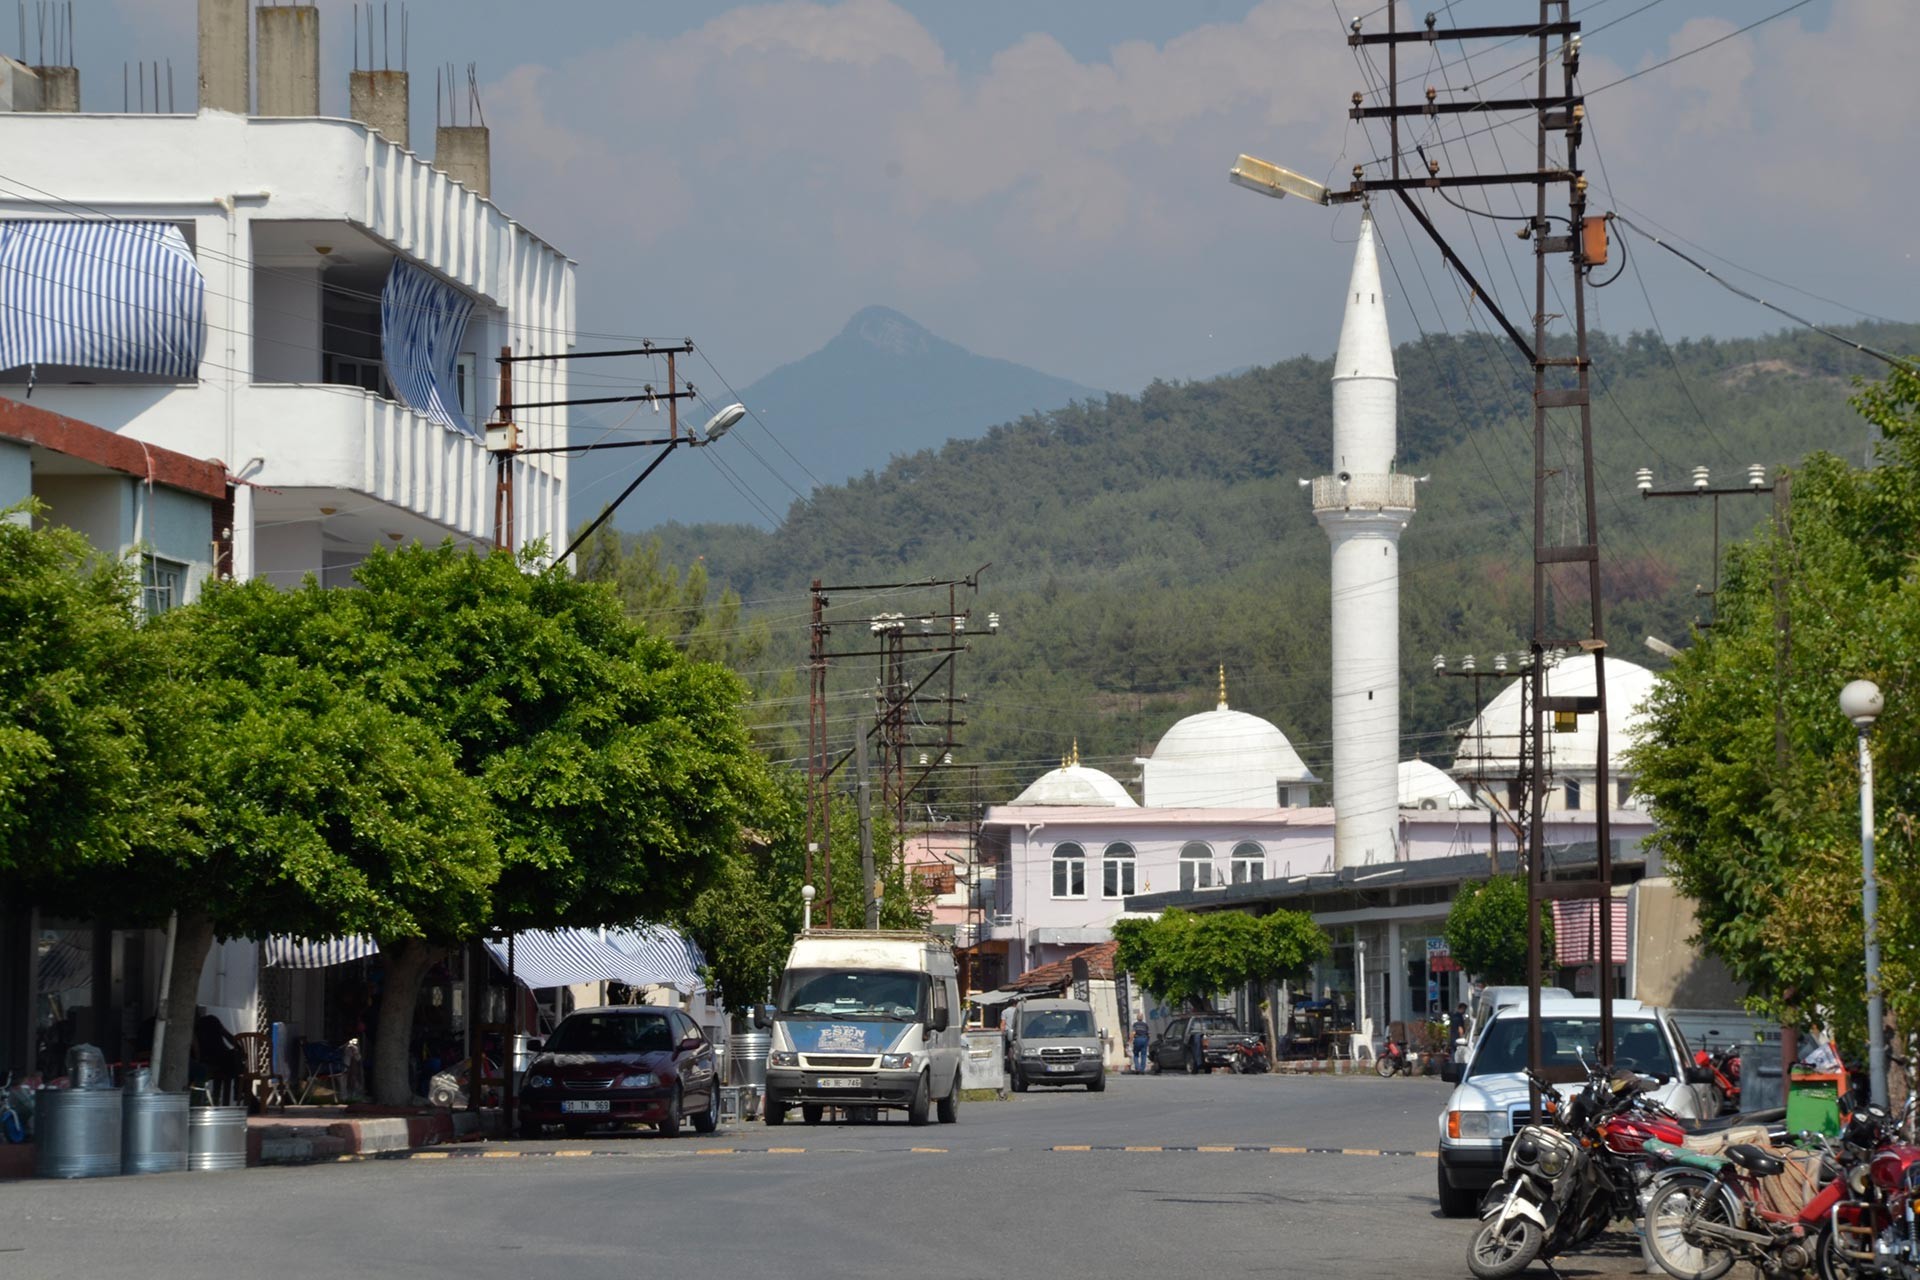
[1839,678,1887,1109]
[800,883,817,937]
[557,402,745,564]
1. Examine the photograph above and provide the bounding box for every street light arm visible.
[559,440,679,565]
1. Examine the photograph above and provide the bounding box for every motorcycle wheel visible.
[1466,1215,1544,1280]
[1229,1054,1246,1075]
[1376,1053,1396,1078]
[1644,1182,1738,1280]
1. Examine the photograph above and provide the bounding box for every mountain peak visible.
[839,305,937,357]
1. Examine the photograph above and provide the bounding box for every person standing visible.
[1131,1015,1150,1074]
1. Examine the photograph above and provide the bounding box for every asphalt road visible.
[6,1073,1655,1280]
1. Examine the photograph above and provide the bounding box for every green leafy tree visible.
[0,510,159,879]
[1631,365,1920,1062]
[1113,908,1327,1011]
[269,544,770,1102]
[1445,878,1554,985]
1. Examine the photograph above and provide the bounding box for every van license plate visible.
[560,1100,609,1113]
[1046,1064,1075,1073]
[816,1077,859,1089]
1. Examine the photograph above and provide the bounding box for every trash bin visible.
[1787,1069,1845,1136]
[1743,1059,1786,1111]
[122,1090,190,1175]
[187,1105,249,1172]
[37,1088,123,1179]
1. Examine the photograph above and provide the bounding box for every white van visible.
[759,930,964,1127]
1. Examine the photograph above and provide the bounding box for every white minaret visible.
[1311,213,1415,868]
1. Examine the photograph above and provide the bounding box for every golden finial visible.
[1217,663,1228,710]
[1070,738,1080,767]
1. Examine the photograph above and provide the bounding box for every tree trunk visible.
[371,938,435,1107]
[155,912,216,1094]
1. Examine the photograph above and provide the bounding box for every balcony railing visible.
[1310,472,1418,514]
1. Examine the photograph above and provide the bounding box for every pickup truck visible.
[1147,1013,1252,1075]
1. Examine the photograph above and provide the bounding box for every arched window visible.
[1102,843,1136,899]
[1230,840,1265,885]
[1179,841,1216,892]
[1052,842,1087,898]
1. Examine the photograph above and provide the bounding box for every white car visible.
[1434,998,1717,1217]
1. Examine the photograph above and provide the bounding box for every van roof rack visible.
[797,928,944,943]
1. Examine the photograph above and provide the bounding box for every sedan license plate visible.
[1046,1064,1075,1073]
[815,1077,860,1089]
[560,1100,610,1114]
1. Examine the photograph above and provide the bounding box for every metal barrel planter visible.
[187,1105,249,1172]
[122,1090,191,1175]
[36,1088,123,1179]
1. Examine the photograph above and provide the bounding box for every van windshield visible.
[1466,1016,1673,1079]
[1021,1010,1094,1038]
[778,968,925,1020]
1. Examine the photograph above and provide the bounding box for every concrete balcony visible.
[1310,472,1418,514]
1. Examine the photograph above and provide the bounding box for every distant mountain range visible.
[585,306,1103,530]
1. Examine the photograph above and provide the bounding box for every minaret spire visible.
[1310,210,1416,869]
[1217,664,1228,710]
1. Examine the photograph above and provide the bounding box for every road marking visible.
[1054,1144,1092,1151]
[411,1151,450,1160]
[909,1147,947,1153]
[481,1150,519,1158]
[555,1149,593,1158]
[1197,1145,1235,1152]
[1124,1145,1163,1152]
[765,1147,806,1154]
[1343,1148,1381,1156]
[1271,1146,1307,1153]
[696,1148,736,1155]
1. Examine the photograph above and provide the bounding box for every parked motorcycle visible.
[1376,1034,1411,1078]
[1227,1038,1270,1075]
[1642,1133,1842,1280]
[1467,1063,1672,1279]
[1693,1045,1743,1114]
[1817,1099,1920,1280]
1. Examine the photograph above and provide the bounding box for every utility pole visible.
[1633,464,1776,627]
[1434,652,1519,872]
[1343,1,1616,1093]
[806,571,998,931]
[856,713,877,929]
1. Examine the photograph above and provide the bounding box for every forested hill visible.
[643,321,1918,798]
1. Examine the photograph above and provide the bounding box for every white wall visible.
[253,264,323,383]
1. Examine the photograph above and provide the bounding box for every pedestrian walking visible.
[1131,1015,1150,1074]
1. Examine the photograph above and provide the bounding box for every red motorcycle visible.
[1820,1101,1920,1280]
[1227,1037,1270,1074]
[1693,1045,1743,1114]
[1376,1033,1411,1078]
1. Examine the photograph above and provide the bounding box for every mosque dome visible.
[1399,759,1477,809]
[1138,668,1318,808]
[1007,763,1138,808]
[1454,656,1660,777]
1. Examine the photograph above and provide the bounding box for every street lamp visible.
[1839,679,1888,1109]
[801,883,817,936]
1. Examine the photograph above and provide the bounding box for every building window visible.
[1052,843,1087,899]
[1565,779,1583,811]
[142,554,187,617]
[1231,841,1265,884]
[1102,843,1136,899]
[1179,841,1216,892]
[1616,777,1634,809]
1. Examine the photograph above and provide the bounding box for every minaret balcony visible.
[1310,472,1418,514]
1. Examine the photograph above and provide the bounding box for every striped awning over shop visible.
[262,934,381,969]
[0,220,206,382]
[483,925,707,994]
[379,259,474,437]
[1552,899,1630,967]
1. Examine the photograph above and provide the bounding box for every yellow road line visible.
[555,1149,593,1158]
[481,1149,519,1158]
[1124,1145,1163,1152]
[1343,1148,1381,1156]
[1271,1146,1307,1154]
[1054,1144,1092,1151]
[697,1148,736,1155]
[909,1147,947,1153]
[411,1151,450,1160]
[1418,1150,1440,1158]
[766,1147,806,1154]
[1197,1145,1235,1152]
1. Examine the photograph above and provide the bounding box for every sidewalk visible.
[251,1104,504,1166]
[0,1104,504,1180]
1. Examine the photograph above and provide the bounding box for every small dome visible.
[1454,656,1659,776]
[1008,764,1138,808]
[1399,759,1476,809]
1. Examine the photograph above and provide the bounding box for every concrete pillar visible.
[434,125,491,197]
[349,69,409,148]
[197,0,248,114]
[0,57,43,112]
[255,5,319,117]
[33,65,78,112]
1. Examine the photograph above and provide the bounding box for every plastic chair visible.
[294,1040,350,1104]
[1349,1016,1376,1063]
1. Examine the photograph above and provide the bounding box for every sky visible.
[75,0,1913,505]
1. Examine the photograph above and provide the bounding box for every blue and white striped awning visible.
[262,934,381,969]
[380,259,475,437]
[484,925,707,994]
[0,220,206,382]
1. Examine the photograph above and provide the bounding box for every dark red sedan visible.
[517,1006,721,1139]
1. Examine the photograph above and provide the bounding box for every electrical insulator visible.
[1691,465,1710,491]
[1747,463,1766,489]
[1635,467,1653,493]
